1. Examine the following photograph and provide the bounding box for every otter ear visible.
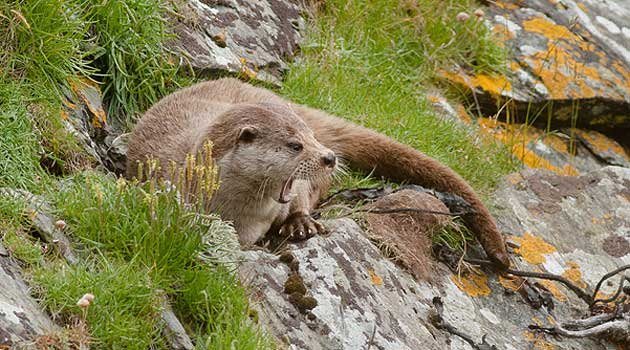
[237,126,258,143]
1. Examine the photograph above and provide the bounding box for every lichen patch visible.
[512,232,557,265]
[561,261,588,289]
[450,272,491,297]
[368,269,383,286]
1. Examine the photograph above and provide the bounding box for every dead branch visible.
[465,258,594,305]
[530,312,629,343]
[591,264,630,306]
[430,297,498,350]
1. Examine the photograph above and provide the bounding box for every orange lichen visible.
[439,69,511,96]
[472,73,512,95]
[69,79,107,128]
[561,262,588,289]
[576,2,588,13]
[518,14,624,100]
[492,23,515,40]
[524,330,556,350]
[512,232,557,265]
[498,275,523,291]
[476,118,580,176]
[574,130,629,161]
[368,269,383,286]
[427,94,440,103]
[450,272,491,297]
[494,0,519,10]
[60,109,69,121]
[539,280,567,302]
[522,17,577,42]
[505,172,524,185]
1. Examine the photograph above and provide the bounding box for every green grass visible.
[281,0,516,193]
[1,0,188,127]
[0,82,46,190]
[28,172,271,349]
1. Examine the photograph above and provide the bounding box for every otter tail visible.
[295,105,510,269]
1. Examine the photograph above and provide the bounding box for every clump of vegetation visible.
[281,0,516,193]
[29,172,271,349]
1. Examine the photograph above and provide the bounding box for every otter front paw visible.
[278,213,327,241]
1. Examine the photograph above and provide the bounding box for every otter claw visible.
[279,213,325,242]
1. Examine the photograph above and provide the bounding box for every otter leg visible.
[278,180,327,241]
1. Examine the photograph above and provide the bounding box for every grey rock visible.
[169,0,305,85]
[62,81,127,175]
[0,241,59,348]
[240,166,630,349]
[444,0,630,137]
[0,188,78,265]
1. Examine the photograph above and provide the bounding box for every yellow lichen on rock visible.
[523,330,556,350]
[539,280,567,302]
[498,275,522,291]
[69,78,107,128]
[368,269,383,286]
[476,118,579,175]
[574,130,630,161]
[472,74,512,95]
[450,272,491,297]
[522,16,576,42]
[512,232,557,265]
[561,262,588,289]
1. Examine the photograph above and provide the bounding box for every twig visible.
[356,207,466,216]
[465,258,593,304]
[592,275,626,306]
[365,322,377,350]
[590,264,630,306]
[530,316,629,341]
[430,297,497,350]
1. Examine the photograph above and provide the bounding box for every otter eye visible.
[287,142,303,152]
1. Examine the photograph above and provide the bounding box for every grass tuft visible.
[26,172,270,349]
[281,0,516,193]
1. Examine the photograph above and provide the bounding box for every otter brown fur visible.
[126,78,510,268]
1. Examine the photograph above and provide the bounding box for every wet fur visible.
[126,78,510,268]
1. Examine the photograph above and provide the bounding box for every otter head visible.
[206,103,336,204]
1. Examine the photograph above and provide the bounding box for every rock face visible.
[240,167,629,350]
[169,0,305,85]
[0,243,59,348]
[429,92,630,176]
[62,80,128,175]
[442,0,630,137]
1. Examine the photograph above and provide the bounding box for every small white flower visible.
[456,12,470,22]
[77,293,95,308]
[474,9,485,18]
[54,220,66,230]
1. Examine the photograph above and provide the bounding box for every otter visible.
[126,78,510,269]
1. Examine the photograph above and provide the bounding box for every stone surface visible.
[0,242,59,348]
[169,0,305,85]
[442,0,630,137]
[62,80,128,175]
[239,167,629,349]
[0,188,77,265]
[429,93,630,176]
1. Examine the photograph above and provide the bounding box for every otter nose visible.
[322,152,336,168]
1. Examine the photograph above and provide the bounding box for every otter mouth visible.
[278,176,295,203]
